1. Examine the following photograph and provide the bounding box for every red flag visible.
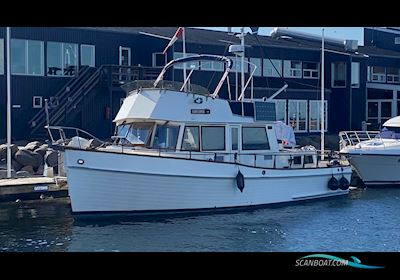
[162,27,184,55]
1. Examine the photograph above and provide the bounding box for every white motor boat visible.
[339,116,400,186]
[48,54,352,215]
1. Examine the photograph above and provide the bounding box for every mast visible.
[6,27,12,178]
[182,27,188,91]
[240,27,245,99]
[321,28,325,160]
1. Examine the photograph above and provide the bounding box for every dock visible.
[0,176,68,202]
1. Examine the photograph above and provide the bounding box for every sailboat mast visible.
[321,28,325,160]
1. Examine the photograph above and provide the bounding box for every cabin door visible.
[119,46,131,82]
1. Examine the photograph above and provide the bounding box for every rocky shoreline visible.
[0,141,59,179]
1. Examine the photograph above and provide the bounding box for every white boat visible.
[339,116,400,186]
[48,54,352,215]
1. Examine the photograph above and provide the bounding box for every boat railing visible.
[339,130,380,150]
[45,125,107,150]
[120,80,211,97]
[109,146,345,169]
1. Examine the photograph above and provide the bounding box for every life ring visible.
[328,176,339,191]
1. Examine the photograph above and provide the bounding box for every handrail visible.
[339,130,381,150]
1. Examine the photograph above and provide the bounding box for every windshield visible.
[115,123,154,145]
[379,126,400,139]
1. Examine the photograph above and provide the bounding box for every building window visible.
[351,62,360,88]
[386,67,400,83]
[288,100,307,132]
[47,42,78,76]
[200,59,224,72]
[33,96,43,108]
[370,66,386,83]
[274,99,287,124]
[80,44,95,67]
[263,59,282,77]
[173,52,199,70]
[0,39,4,75]
[229,56,249,73]
[284,60,302,78]
[249,57,262,76]
[152,52,166,67]
[303,62,319,79]
[309,100,328,132]
[11,39,44,75]
[331,62,346,87]
[242,127,270,150]
[181,126,200,151]
[201,126,225,151]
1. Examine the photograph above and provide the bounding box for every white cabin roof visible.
[114,89,257,125]
[383,116,400,127]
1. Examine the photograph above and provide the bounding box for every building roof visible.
[76,27,365,56]
[358,45,400,58]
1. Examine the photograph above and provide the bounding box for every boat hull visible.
[64,149,351,214]
[347,153,400,186]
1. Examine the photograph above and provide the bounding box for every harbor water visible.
[1,187,400,252]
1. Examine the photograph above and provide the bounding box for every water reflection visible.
[0,188,400,252]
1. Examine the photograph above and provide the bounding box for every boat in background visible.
[339,116,400,186]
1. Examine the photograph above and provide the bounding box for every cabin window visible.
[331,62,346,87]
[242,127,270,150]
[304,155,314,164]
[11,39,44,75]
[152,125,180,150]
[201,126,225,151]
[181,126,200,151]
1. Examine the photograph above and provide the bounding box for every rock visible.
[88,138,102,149]
[14,149,37,167]
[20,165,35,174]
[24,141,42,151]
[30,151,43,169]
[35,164,44,175]
[16,170,31,178]
[0,144,19,160]
[12,159,23,172]
[45,150,59,167]
[34,144,48,156]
